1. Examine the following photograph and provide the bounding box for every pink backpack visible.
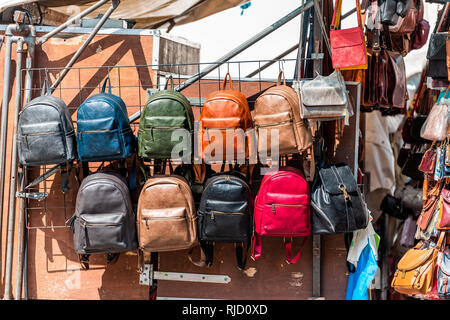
[252,166,311,263]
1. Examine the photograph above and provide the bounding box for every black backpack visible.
[197,171,253,269]
[67,171,138,269]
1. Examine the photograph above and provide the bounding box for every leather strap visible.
[277,71,286,86]
[60,162,70,193]
[251,233,261,261]
[78,254,90,270]
[101,76,112,94]
[332,0,363,30]
[187,241,210,267]
[222,72,233,90]
[437,231,447,249]
[164,75,174,90]
[344,232,356,273]
[41,74,51,96]
[235,242,249,270]
[284,236,308,264]
[82,162,90,179]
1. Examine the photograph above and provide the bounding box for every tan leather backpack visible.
[137,175,197,253]
[253,71,312,158]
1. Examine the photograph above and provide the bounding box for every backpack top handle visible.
[164,75,175,90]
[101,76,112,94]
[222,72,233,91]
[277,71,286,86]
[41,72,51,96]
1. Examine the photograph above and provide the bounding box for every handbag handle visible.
[435,2,450,33]
[101,76,112,94]
[331,0,363,30]
[222,72,233,90]
[277,71,286,86]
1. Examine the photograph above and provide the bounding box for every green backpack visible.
[138,76,194,160]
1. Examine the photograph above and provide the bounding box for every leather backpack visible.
[253,71,312,158]
[137,174,197,253]
[18,79,76,166]
[18,79,76,192]
[196,171,252,269]
[199,73,253,162]
[392,232,445,295]
[310,164,369,234]
[252,166,311,264]
[76,77,135,162]
[67,171,138,269]
[138,76,194,160]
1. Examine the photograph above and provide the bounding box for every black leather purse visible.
[379,0,413,25]
[427,33,449,80]
[310,163,370,234]
[380,194,411,220]
[401,150,425,181]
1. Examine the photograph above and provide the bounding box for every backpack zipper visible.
[79,218,123,227]
[209,211,244,220]
[142,216,185,229]
[255,120,292,128]
[271,203,306,214]
[25,131,59,136]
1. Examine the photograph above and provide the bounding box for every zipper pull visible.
[145,218,149,229]
[211,211,215,220]
[272,204,276,214]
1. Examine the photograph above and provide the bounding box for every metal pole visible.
[246,44,298,78]
[50,0,120,93]
[129,0,314,123]
[3,38,24,300]
[14,34,35,300]
[0,25,28,283]
[38,0,111,45]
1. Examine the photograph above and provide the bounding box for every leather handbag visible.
[200,73,254,162]
[380,194,409,220]
[67,171,138,269]
[196,171,252,269]
[437,250,450,299]
[395,184,423,213]
[389,1,418,35]
[417,182,441,232]
[392,232,446,295]
[294,70,349,120]
[420,102,449,142]
[427,33,449,80]
[437,188,450,230]
[401,148,424,181]
[412,20,430,50]
[310,163,370,234]
[252,166,311,264]
[138,76,194,160]
[254,71,312,157]
[419,145,437,175]
[380,0,414,25]
[401,215,419,248]
[77,77,135,162]
[330,0,368,70]
[137,174,197,252]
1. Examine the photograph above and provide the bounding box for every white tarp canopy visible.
[0,0,245,29]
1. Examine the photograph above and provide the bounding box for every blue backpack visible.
[76,77,135,162]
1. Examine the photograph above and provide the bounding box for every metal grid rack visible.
[22,58,305,230]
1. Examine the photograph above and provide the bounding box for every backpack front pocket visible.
[261,203,310,236]
[77,213,126,253]
[138,126,188,159]
[202,210,250,241]
[139,207,191,251]
[77,117,122,160]
[256,120,297,156]
[20,121,66,164]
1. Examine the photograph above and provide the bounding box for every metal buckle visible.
[338,184,351,202]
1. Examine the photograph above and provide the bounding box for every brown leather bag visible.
[137,175,197,253]
[389,2,419,35]
[417,181,441,232]
[253,71,312,157]
[200,73,254,162]
[392,232,446,295]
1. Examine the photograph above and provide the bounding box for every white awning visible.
[0,0,246,29]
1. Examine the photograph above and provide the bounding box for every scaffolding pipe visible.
[3,38,24,300]
[14,40,35,300]
[246,44,298,78]
[38,0,111,45]
[129,0,314,123]
[49,0,120,93]
[0,25,34,287]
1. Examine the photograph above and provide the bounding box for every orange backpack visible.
[199,73,254,162]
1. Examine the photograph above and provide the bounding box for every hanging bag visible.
[330,0,368,70]
[420,87,450,142]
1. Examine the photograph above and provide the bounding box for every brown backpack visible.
[254,71,312,157]
[199,73,254,162]
[137,175,197,253]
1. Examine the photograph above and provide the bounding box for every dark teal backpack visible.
[77,77,135,162]
[138,77,193,160]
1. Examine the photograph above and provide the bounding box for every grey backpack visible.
[18,80,76,166]
[68,171,138,269]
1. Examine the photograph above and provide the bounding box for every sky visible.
[167,0,440,80]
